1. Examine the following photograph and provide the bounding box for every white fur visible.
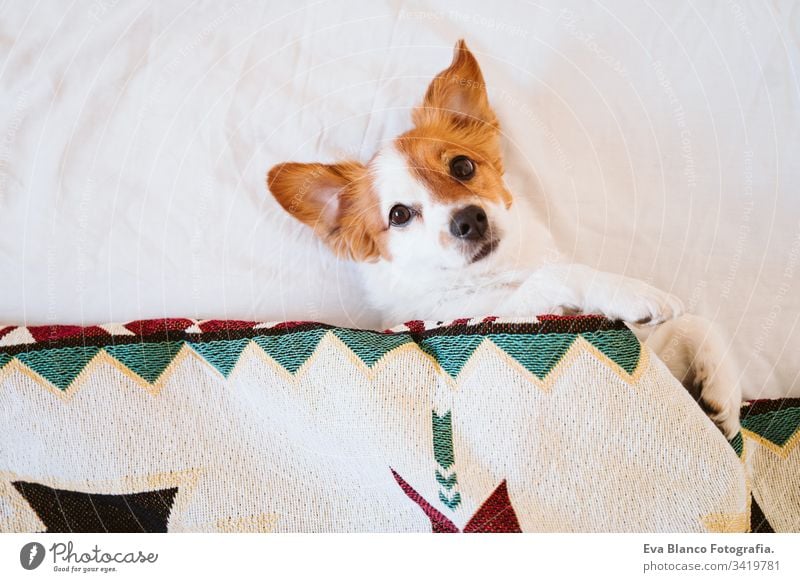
[357,144,739,439]
[369,146,468,272]
[362,145,684,329]
[644,315,742,438]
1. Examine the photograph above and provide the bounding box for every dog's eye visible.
[389,204,414,227]
[449,155,475,180]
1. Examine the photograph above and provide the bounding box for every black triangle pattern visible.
[12,481,178,533]
[749,495,774,533]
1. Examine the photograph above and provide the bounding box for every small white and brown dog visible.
[267,40,741,438]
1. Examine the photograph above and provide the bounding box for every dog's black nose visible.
[450,205,488,240]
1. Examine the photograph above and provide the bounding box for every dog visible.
[267,40,741,439]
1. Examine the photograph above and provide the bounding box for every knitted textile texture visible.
[0,315,762,532]
[738,398,800,532]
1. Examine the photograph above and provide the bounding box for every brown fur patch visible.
[684,368,724,418]
[413,39,498,131]
[395,127,511,208]
[397,40,511,209]
[267,162,387,262]
[698,393,724,419]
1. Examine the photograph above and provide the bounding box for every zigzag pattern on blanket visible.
[0,315,643,392]
[737,398,800,533]
[741,399,800,453]
[0,315,753,532]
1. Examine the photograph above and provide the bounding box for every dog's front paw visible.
[606,282,684,326]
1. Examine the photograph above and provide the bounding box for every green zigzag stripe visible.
[332,329,413,367]
[252,329,327,374]
[104,341,184,384]
[419,330,640,380]
[420,335,485,378]
[742,407,800,448]
[729,432,744,457]
[489,333,577,379]
[15,346,101,391]
[432,411,455,470]
[2,325,644,389]
[581,329,641,375]
[188,339,250,378]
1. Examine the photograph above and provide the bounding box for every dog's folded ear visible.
[267,161,385,262]
[267,162,357,232]
[414,39,498,131]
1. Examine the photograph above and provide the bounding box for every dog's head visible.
[268,40,514,273]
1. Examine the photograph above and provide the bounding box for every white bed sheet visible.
[1,0,798,398]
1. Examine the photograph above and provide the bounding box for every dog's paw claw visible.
[609,284,684,326]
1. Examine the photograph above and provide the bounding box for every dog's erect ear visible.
[413,40,498,130]
[267,161,384,262]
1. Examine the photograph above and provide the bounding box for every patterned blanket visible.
[0,316,794,532]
